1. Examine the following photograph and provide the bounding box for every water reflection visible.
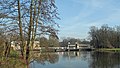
[30,51,120,68]
[62,51,90,61]
[31,52,59,65]
[89,51,120,68]
[30,51,90,68]
[1,51,120,68]
[62,52,80,58]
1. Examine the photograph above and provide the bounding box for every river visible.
[29,51,120,68]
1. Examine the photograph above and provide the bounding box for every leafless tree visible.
[0,0,59,61]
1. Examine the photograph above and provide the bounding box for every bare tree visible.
[0,0,59,61]
[89,24,120,48]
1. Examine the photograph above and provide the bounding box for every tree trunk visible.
[26,0,33,61]
[17,0,24,58]
[4,42,8,57]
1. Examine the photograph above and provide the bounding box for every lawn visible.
[97,48,120,51]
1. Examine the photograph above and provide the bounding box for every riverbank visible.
[96,48,120,52]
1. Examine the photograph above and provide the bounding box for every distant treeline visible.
[89,24,120,48]
[60,37,89,47]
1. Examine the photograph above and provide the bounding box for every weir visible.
[11,41,94,52]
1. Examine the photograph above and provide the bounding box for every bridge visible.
[33,43,94,52]
[50,44,94,52]
[11,41,94,51]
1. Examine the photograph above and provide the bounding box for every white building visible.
[11,41,41,50]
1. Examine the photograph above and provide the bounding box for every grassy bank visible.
[96,48,120,52]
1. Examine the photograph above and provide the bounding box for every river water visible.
[30,51,120,68]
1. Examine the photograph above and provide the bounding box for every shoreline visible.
[95,48,120,52]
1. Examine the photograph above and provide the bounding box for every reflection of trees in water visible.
[0,52,59,68]
[89,51,120,68]
[80,51,91,61]
[31,52,59,65]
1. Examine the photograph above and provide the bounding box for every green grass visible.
[97,48,120,51]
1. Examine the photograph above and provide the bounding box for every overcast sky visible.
[56,0,120,39]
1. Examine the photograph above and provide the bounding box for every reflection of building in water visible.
[68,52,80,57]
[62,52,80,60]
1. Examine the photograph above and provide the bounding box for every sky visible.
[56,0,120,40]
